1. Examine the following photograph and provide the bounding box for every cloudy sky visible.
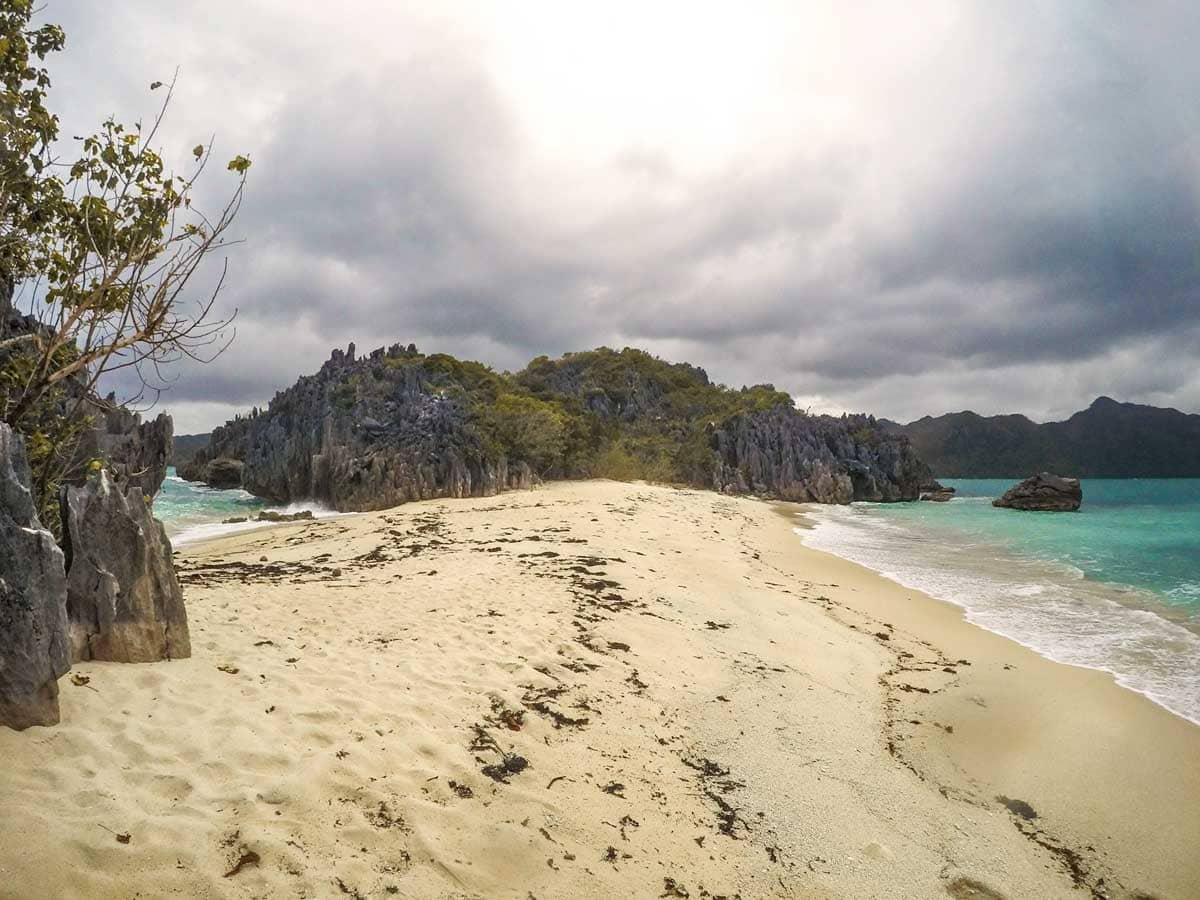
[40,1,1200,432]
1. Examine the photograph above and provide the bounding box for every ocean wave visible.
[171,501,351,546]
[795,507,1200,726]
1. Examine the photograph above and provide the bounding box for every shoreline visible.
[794,498,1200,728]
[3,480,1197,898]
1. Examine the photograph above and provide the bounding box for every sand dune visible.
[2,481,1197,899]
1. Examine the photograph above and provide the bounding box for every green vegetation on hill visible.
[511,347,795,482]
[183,342,928,510]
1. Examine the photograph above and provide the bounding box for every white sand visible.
[2,480,1197,899]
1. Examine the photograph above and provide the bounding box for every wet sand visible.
[1,480,1196,899]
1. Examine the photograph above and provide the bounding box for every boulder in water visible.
[202,457,244,489]
[61,469,191,663]
[919,480,955,502]
[0,424,70,730]
[992,472,1082,511]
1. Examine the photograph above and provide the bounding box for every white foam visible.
[171,501,350,547]
[794,508,1200,726]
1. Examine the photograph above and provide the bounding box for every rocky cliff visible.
[2,289,188,730]
[183,344,533,511]
[712,407,929,503]
[61,469,190,663]
[184,345,931,509]
[74,402,173,497]
[0,424,70,729]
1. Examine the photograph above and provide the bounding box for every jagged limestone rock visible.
[181,345,535,511]
[711,407,929,502]
[61,469,190,663]
[993,472,1082,512]
[80,406,173,497]
[181,344,923,510]
[0,424,70,730]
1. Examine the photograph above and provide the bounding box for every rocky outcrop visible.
[256,509,313,522]
[200,457,243,489]
[919,481,955,502]
[993,473,1082,511]
[76,404,173,497]
[711,408,931,502]
[60,469,190,663]
[0,424,70,730]
[183,344,928,510]
[183,344,535,511]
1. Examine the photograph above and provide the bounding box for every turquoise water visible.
[893,479,1200,615]
[156,468,266,542]
[157,467,344,544]
[799,479,1200,724]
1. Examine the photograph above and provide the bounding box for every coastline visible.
[1,480,1196,898]
[794,499,1200,726]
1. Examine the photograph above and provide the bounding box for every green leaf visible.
[227,154,252,174]
[192,144,204,159]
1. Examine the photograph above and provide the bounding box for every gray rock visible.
[919,481,956,502]
[256,509,313,522]
[180,344,535,511]
[920,490,955,502]
[203,457,244,489]
[61,469,190,663]
[993,472,1082,511]
[0,424,70,730]
[75,405,173,498]
[181,344,921,510]
[711,408,931,503]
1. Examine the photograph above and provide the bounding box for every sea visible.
[156,467,341,545]
[798,479,1200,725]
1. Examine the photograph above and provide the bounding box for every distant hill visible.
[884,397,1200,477]
[178,344,932,509]
[171,432,212,467]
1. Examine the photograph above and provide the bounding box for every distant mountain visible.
[885,397,1200,477]
[171,432,212,467]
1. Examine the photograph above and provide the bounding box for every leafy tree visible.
[0,0,250,517]
[476,393,566,474]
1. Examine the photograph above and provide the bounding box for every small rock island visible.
[993,472,1083,511]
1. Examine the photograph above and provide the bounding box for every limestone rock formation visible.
[711,408,931,502]
[992,473,1082,511]
[182,344,535,511]
[0,424,70,730]
[76,405,173,497]
[182,344,928,509]
[919,482,956,502]
[201,457,243,489]
[61,470,190,663]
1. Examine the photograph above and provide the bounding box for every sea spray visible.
[155,468,344,545]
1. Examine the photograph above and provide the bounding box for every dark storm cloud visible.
[37,2,1200,431]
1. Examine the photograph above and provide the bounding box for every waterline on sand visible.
[796,503,1200,726]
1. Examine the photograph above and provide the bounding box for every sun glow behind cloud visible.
[42,0,1200,432]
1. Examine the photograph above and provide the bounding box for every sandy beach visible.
[1,480,1197,899]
